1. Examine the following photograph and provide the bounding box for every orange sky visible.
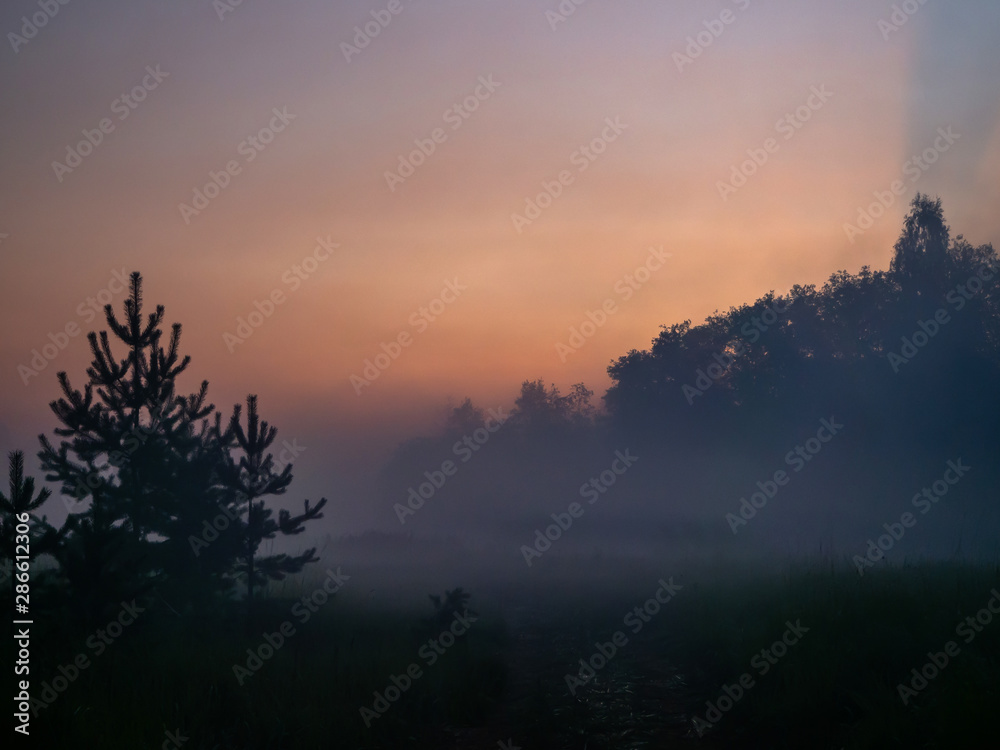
[2,0,998,526]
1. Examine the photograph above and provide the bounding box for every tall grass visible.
[8,558,999,748]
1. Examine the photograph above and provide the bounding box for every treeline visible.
[377,195,1000,552]
[606,194,1000,454]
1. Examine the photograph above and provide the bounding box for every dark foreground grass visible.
[643,560,1000,748]
[15,587,508,749]
[7,559,1000,748]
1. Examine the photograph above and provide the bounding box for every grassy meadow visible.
[8,557,1000,749]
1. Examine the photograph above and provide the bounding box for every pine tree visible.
[36,272,328,619]
[216,395,327,611]
[37,272,224,617]
[0,451,64,571]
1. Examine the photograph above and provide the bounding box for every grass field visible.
[9,558,1000,748]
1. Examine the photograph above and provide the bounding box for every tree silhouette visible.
[425,587,476,630]
[605,195,998,454]
[890,193,952,293]
[512,379,594,430]
[36,272,223,617]
[36,272,328,618]
[216,394,327,611]
[0,451,63,567]
[444,397,487,435]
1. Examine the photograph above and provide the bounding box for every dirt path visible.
[446,605,707,749]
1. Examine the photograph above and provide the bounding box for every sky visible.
[1,0,999,531]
